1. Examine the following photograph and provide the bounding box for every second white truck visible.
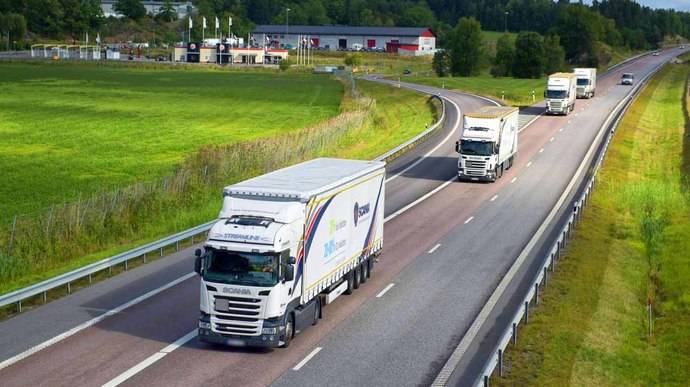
[195,158,385,348]
[456,106,519,182]
[574,68,597,98]
[545,72,577,115]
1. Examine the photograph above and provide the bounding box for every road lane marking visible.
[385,97,462,183]
[0,272,197,372]
[559,127,564,132]
[526,161,532,168]
[428,243,441,254]
[464,216,474,224]
[102,329,197,387]
[539,148,544,153]
[384,178,455,223]
[376,283,396,298]
[490,195,498,202]
[293,347,322,371]
[550,137,555,142]
[510,177,517,183]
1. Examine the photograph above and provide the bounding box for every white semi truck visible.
[545,72,577,115]
[195,158,385,348]
[574,68,597,98]
[455,106,519,182]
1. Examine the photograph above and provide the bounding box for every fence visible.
[469,56,666,387]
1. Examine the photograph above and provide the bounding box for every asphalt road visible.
[0,49,679,387]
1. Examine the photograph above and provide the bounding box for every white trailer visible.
[545,72,577,115]
[574,68,597,98]
[455,106,519,182]
[195,158,385,348]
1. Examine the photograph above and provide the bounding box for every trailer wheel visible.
[281,314,294,348]
[345,271,354,295]
[312,298,321,325]
[353,266,361,289]
[360,262,368,284]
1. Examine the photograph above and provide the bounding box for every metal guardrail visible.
[471,57,667,387]
[0,84,447,314]
[375,95,445,162]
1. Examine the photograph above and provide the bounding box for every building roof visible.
[253,25,434,38]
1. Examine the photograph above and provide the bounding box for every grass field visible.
[496,63,690,386]
[0,61,436,295]
[0,61,343,221]
[406,73,544,107]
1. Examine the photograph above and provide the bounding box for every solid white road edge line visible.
[490,195,498,202]
[0,272,197,371]
[102,329,198,387]
[431,66,643,387]
[376,284,396,299]
[526,161,532,168]
[385,96,462,183]
[292,347,323,371]
[428,243,442,254]
[464,217,474,224]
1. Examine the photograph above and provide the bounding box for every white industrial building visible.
[252,25,436,56]
[100,0,193,18]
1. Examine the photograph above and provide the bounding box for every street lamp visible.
[504,11,509,33]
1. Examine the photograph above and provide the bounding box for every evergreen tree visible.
[432,50,450,77]
[114,0,146,20]
[512,31,545,78]
[543,34,565,74]
[449,17,482,76]
[157,0,178,22]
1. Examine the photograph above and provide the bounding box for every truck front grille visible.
[464,160,487,176]
[212,295,263,336]
[549,101,562,110]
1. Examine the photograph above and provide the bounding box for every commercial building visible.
[252,25,436,55]
[100,1,193,18]
[174,43,288,65]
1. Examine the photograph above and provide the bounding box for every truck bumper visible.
[198,327,281,348]
[458,170,496,182]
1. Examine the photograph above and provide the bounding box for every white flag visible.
[229,17,233,27]
[188,16,192,29]
[202,17,207,29]
[215,17,219,29]
[96,32,101,45]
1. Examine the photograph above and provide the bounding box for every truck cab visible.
[545,72,577,115]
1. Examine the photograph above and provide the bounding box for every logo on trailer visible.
[219,44,225,51]
[353,202,371,227]
[189,43,197,50]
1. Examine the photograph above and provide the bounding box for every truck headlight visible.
[262,327,277,335]
[199,321,211,330]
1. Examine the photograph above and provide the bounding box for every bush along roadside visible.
[0,75,439,305]
[496,63,690,386]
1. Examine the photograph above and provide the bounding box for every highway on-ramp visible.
[0,50,679,387]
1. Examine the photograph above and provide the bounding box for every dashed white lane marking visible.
[526,161,533,168]
[539,148,545,153]
[559,127,564,132]
[293,347,323,371]
[510,177,518,183]
[490,194,498,202]
[102,329,198,387]
[464,216,474,224]
[0,272,197,372]
[428,243,442,254]
[376,283,396,298]
[550,137,555,142]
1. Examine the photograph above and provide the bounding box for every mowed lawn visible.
[0,62,342,221]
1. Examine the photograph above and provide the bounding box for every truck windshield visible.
[460,140,494,156]
[203,249,279,287]
[576,78,589,86]
[546,89,567,99]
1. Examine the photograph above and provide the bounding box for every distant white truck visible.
[574,68,597,98]
[195,158,385,348]
[455,106,519,182]
[545,72,577,115]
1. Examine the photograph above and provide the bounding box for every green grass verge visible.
[496,63,690,386]
[0,65,436,296]
[405,73,544,107]
[0,61,342,221]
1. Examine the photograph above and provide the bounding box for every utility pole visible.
[285,8,291,48]
[504,11,509,33]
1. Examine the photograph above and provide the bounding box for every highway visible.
[0,50,678,387]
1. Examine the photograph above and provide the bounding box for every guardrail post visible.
[143,253,147,264]
[512,322,517,346]
[498,349,504,377]
[109,266,112,276]
[544,267,548,286]
[17,300,21,313]
[43,291,47,303]
[524,301,529,324]
[160,247,164,257]
[124,259,128,271]
[191,235,194,244]
[67,282,71,294]
[175,241,180,252]
[535,283,540,305]
[88,273,92,283]
[483,375,489,387]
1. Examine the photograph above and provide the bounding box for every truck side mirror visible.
[194,256,202,275]
[194,248,202,257]
[287,256,296,265]
[455,141,460,153]
[284,264,295,281]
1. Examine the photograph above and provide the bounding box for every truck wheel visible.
[345,271,354,295]
[360,262,368,284]
[312,298,321,326]
[353,266,361,289]
[366,259,373,278]
[281,314,294,348]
